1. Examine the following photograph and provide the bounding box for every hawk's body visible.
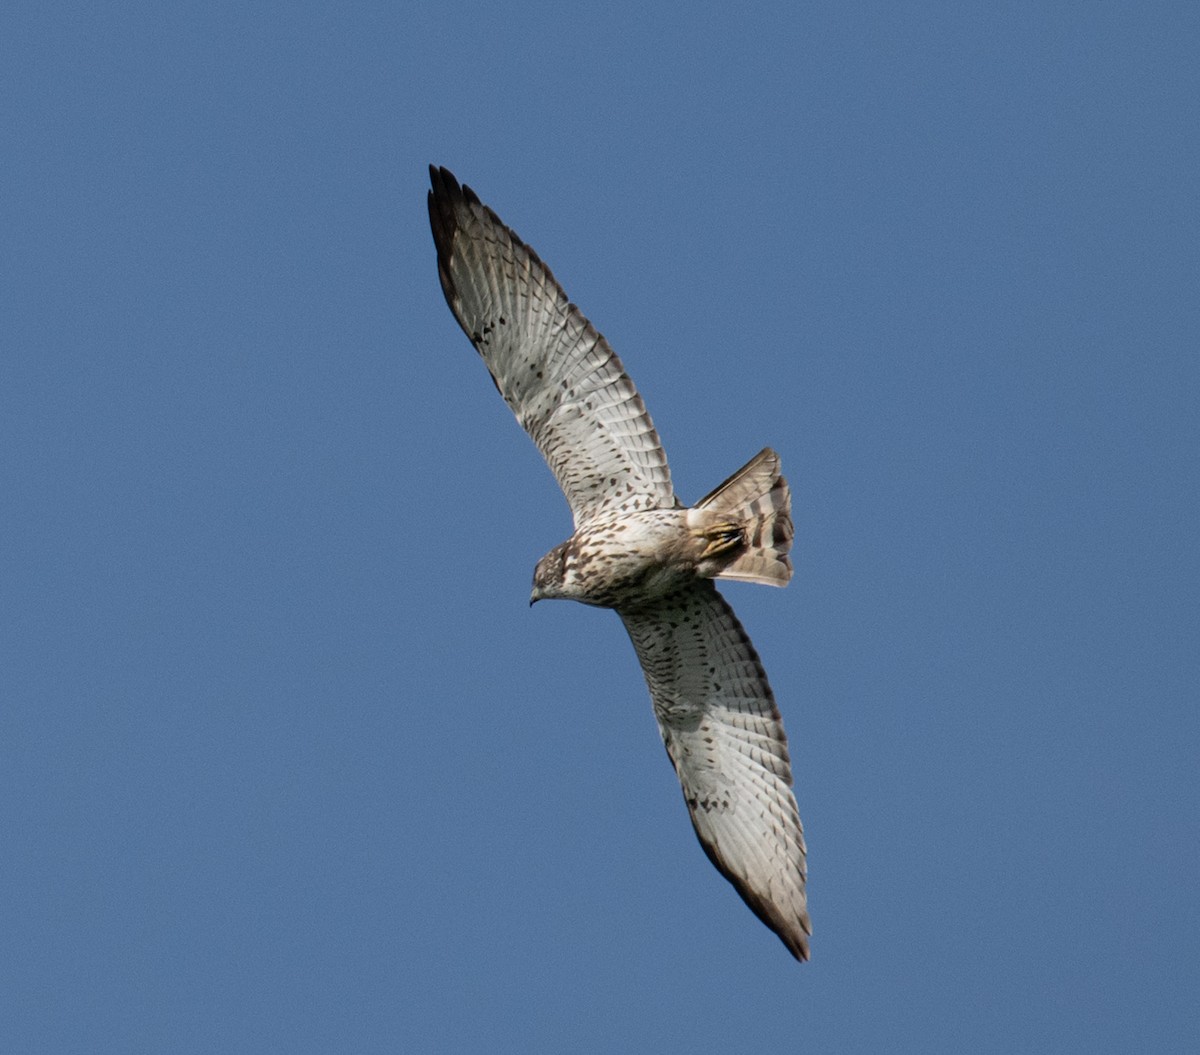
[427,166,811,960]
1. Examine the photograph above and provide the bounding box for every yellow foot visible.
[696,523,745,559]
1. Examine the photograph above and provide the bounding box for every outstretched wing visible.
[428,166,675,525]
[619,581,810,960]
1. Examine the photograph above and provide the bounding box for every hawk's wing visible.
[619,581,810,960]
[428,167,675,525]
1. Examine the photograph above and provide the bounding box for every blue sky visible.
[4,2,1198,1051]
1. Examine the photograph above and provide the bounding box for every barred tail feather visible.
[688,448,793,587]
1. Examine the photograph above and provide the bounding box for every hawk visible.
[427,166,811,960]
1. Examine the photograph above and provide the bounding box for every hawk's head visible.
[530,540,574,605]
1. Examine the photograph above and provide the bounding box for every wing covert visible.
[619,581,810,960]
[428,166,675,524]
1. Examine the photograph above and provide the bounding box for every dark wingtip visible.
[427,165,468,311]
[427,164,558,288]
[692,829,811,961]
[428,165,482,227]
[427,165,460,253]
[428,165,493,311]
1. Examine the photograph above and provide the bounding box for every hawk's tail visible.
[687,448,793,587]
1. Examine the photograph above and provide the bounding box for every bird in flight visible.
[427,166,810,960]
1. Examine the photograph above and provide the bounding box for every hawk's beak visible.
[529,590,541,607]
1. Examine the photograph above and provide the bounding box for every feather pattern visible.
[428,166,674,525]
[620,583,810,960]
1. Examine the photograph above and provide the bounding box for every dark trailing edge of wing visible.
[668,586,810,962]
[691,814,811,962]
